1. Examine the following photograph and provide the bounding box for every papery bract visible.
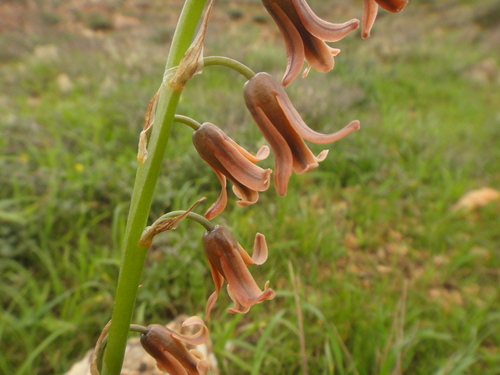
[203,225,275,321]
[262,0,359,86]
[192,122,272,219]
[244,72,360,196]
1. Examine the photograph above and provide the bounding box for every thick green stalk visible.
[101,1,208,374]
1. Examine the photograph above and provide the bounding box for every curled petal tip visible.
[317,150,329,162]
[277,188,288,197]
[302,64,312,79]
[281,75,293,87]
[349,120,361,131]
[251,233,268,265]
[256,145,270,159]
[181,316,204,328]
[331,48,341,56]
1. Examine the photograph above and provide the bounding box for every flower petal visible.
[228,138,270,162]
[220,254,275,308]
[155,350,188,375]
[254,106,294,195]
[232,184,259,207]
[264,1,306,86]
[236,233,268,266]
[362,0,378,38]
[316,149,329,162]
[276,94,361,144]
[302,36,338,73]
[252,233,268,265]
[196,359,211,375]
[204,259,224,321]
[375,0,408,13]
[204,167,227,220]
[292,0,360,42]
[170,316,209,346]
[226,284,251,314]
[214,144,272,192]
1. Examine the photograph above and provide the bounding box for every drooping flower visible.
[202,225,275,321]
[362,0,409,38]
[192,122,272,219]
[244,72,360,196]
[262,0,359,86]
[140,316,211,375]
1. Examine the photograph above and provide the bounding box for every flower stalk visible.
[203,56,256,80]
[174,114,202,131]
[100,1,208,374]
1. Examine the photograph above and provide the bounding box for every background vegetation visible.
[1,0,499,374]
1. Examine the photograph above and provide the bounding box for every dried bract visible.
[168,0,215,90]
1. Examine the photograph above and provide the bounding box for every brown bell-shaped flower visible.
[362,0,409,38]
[244,72,360,196]
[203,225,275,321]
[140,316,211,375]
[192,122,272,219]
[262,0,359,86]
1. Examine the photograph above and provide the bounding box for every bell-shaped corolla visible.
[192,122,272,219]
[202,225,275,321]
[362,0,409,38]
[140,316,211,375]
[262,0,359,86]
[244,72,360,196]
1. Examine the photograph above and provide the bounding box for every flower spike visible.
[192,122,272,219]
[203,225,275,321]
[244,72,360,196]
[262,0,359,86]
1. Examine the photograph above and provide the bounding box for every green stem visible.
[101,1,208,374]
[129,324,148,335]
[167,1,209,69]
[175,114,201,130]
[203,56,256,80]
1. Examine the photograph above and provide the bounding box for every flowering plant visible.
[93,0,408,374]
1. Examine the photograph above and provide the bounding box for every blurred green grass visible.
[0,0,499,374]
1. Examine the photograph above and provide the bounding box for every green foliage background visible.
[1,0,499,374]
